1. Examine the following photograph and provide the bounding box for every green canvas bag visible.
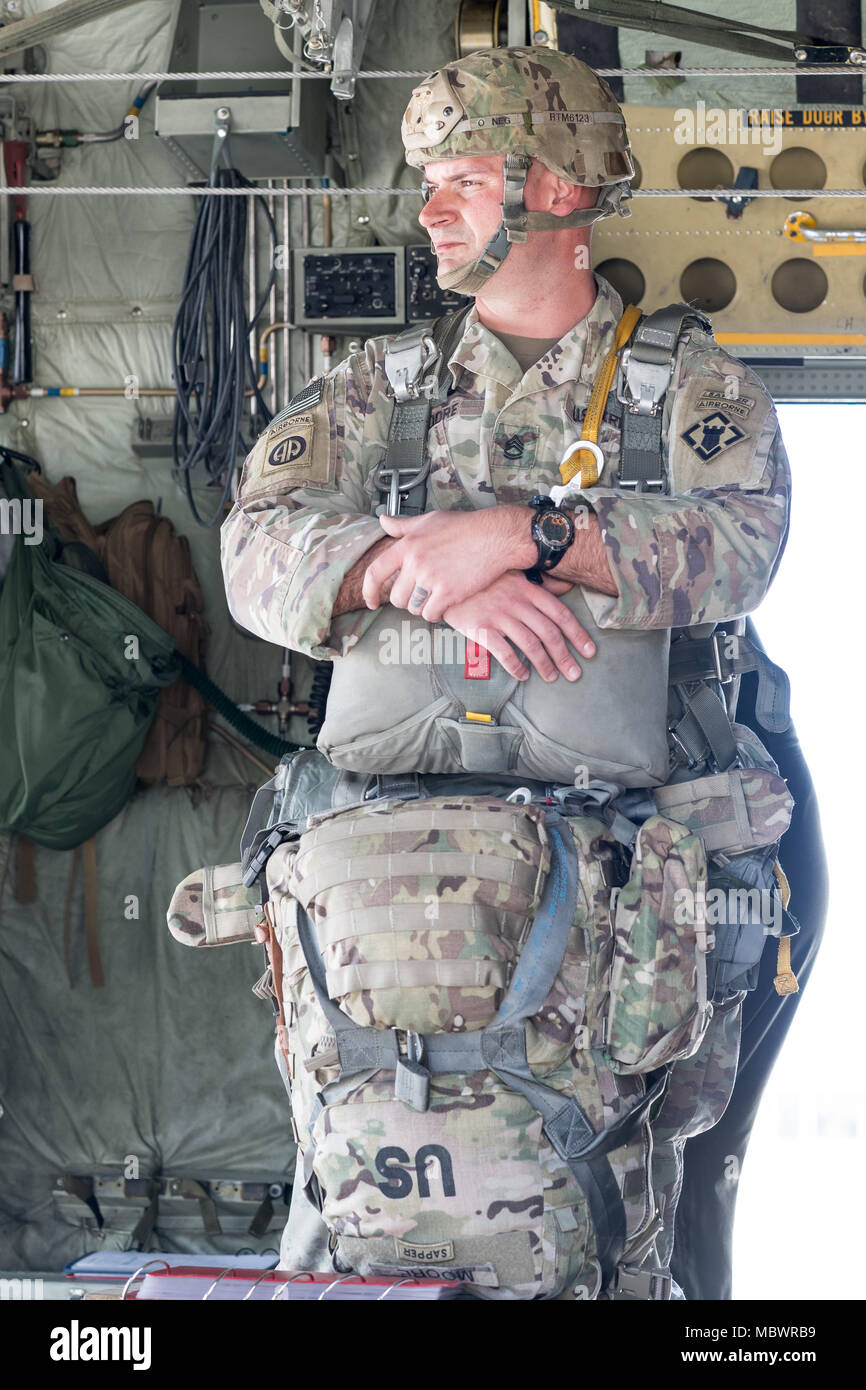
[0,454,179,851]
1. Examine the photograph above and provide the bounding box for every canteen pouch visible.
[606,815,712,1073]
[317,590,671,788]
[167,863,263,947]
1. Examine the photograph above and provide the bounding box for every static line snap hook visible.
[558,438,605,485]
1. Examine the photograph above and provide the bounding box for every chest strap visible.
[373,306,472,516]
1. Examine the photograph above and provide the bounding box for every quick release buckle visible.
[711,629,734,685]
[384,333,440,403]
[668,722,700,771]
[617,346,673,418]
[611,1265,672,1301]
[373,459,433,517]
[242,824,299,888]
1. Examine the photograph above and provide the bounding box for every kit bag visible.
[0,454,180,851]
[23,465,208,786]
[263,795,696,1299]
[169,730,795,1299]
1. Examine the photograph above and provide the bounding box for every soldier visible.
[221,46,793,1296]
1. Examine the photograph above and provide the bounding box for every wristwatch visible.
[525,494,575,585]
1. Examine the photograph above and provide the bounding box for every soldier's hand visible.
[442,570,596,683]
[364,509,518,620]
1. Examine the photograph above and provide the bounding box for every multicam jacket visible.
[219,271,791,1287]
[220,273,789,662]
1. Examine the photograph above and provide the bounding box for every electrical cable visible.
[171,156,277,528]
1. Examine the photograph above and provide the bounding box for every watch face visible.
[538,510,572,548]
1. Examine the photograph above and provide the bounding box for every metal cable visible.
[6,184,866,197]
[0,65,863,80]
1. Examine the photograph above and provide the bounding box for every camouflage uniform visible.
[221,276,788,658]
[220,273,790,1283]
[219,47,791,1293]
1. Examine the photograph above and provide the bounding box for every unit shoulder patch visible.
[680,410,746,463]
[669,367,774,492]
[238,379,335,500]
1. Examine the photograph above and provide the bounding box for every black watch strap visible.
[527,495,574,579]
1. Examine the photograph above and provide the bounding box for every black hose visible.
[176,652,301,760]
[171,166,277,528]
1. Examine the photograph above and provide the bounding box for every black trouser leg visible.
[670,638,829,1301]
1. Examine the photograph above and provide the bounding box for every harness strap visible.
[669,632,791,733]
[373,772,424,802]
[669,681,739,772]
[557,304,642,493]
[374,305,472,516]
[618,302,712,491]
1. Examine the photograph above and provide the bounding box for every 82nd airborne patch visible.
[266,415,314,472]
[239,400,334,499]
[681,410,746,463]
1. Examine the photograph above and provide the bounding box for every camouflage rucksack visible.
[246,744,794,1300]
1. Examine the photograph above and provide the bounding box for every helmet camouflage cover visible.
[402,44,634,189]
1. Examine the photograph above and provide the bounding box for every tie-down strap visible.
[669,629,791,734]
[292,811,666,1292]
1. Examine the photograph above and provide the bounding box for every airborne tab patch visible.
[266,414,314,471]
[681,410,746,463]
[238,399,334,499]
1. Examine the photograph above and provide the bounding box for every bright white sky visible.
[731,404,866,1299]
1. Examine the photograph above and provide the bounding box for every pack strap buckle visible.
[711,629,735,684]
[617,474,666,492]
[610,1264,672,1300]
[617,345,673,417]
[383,330,440,403]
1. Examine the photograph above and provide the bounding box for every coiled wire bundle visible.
[172,165,277,527]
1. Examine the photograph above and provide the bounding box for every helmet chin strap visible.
[431,155,631,296]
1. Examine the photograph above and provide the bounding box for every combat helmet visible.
[402,45,635,294]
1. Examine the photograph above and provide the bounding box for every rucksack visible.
[0,453,181,851]
[221,733,795,1300]
[22,466,208,786]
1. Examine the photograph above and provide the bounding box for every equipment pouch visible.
[166,863,263,947]
[285,796,551,1035]
[606,815,711,1073]
[705,843,791,1001]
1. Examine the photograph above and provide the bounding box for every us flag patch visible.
[681,411,746,462]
